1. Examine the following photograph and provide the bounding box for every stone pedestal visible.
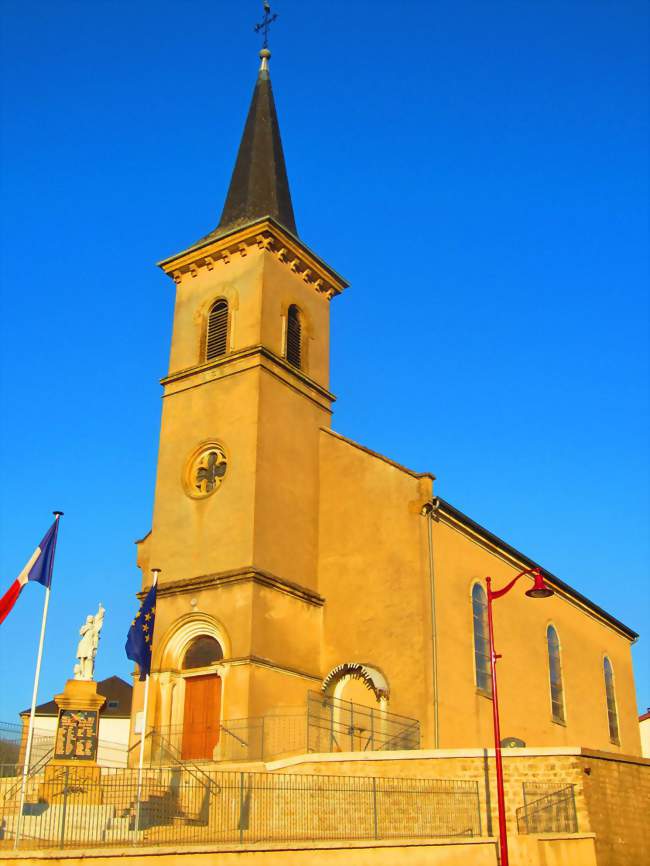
[40,679,106,804]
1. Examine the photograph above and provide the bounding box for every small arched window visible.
[286,305,302,368]
[603,657,619,744]
[183,636,223,670]
[472,584,491,695]
[547,626,565,723]
[206,299,229,360]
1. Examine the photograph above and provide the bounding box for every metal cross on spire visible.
[254,1,278,50]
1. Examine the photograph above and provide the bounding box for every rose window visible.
[186,445,227,498]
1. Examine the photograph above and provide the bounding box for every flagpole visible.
[15,511,63,849]
[134,671,151,835]
[135,569,159,837]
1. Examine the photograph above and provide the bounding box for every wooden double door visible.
[181,673,222,760]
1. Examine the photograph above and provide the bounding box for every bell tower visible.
[133,48,347,746]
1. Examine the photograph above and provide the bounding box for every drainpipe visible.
[421,497,441,748]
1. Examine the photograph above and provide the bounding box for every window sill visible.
[476,688,493,701]
[609,738,621,747]
[551,717,567,727]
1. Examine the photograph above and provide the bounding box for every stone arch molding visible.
[322,663,389,702]
[155,612,230,671]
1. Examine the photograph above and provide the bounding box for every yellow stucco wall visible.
[431,515,640,753]
[318,428,435,737]
[316,426,639,754]
[641,716,650,757]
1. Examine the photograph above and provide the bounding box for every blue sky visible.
[1,1,648,723]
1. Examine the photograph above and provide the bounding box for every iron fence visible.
[516,783,578,834]
[0,723,54,775]
[307,691,420,753]
[0,723,128,774]
[0,764,481,850]
[151,712,307,765]
[151,694,419,765]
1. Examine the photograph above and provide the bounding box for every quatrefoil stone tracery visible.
[187,446,227,497]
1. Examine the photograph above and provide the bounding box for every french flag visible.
[0,516,61,625]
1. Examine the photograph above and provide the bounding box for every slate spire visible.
[217,49,297,237]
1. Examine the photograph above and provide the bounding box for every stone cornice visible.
[266,746,650,772]
[157,218,348,301]
[153,656,321,683]
[226,655,321,682]
[160,345,335,412]
[149,566,325,608]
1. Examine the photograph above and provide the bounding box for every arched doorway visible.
[320,663,390,752]
[180,635,223,760]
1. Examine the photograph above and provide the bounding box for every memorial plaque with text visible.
[54,709,99,761]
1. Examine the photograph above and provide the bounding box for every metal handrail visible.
[148,730,221,795]
[219,724,249,748]
[3,747,55,801]
[516,784,578,834]
[522,784,575,814]
[377,720,421,751]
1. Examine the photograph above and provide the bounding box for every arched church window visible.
[472,584,491,695]
[286,305,302,368]
[547,625,565,723]
[183,636,223,670]
[206,299,229,360]
[603,657,619,744]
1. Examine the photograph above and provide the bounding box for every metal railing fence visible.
[0,723,54,775]
[0,764,481,850]
[151,712,307,765]
[516,783,578,834]
[306,691,420,753]
[152,695,419,765]
[0,722,128,774]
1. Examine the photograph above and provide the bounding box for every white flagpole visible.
[134,672,151,835]
[15,511,62,849]
[135,569,159,837]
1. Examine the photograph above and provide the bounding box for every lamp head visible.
[525,570,554,599]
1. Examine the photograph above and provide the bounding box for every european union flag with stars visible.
[125,581,157,681]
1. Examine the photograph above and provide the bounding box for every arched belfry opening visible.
[286,304,302,368]
[206,299,229,360]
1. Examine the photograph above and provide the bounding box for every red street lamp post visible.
[486,567,554,866]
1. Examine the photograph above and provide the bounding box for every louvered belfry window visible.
[286,305,302,368]
[206,299,229,360]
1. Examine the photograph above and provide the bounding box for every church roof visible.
[20,676,133,718]
[191,49,297,250]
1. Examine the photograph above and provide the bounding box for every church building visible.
[129,48,641,763]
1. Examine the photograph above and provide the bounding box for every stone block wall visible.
[578,750,650,866]
[268,747,650,866]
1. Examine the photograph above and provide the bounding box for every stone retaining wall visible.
[268,747,649,866]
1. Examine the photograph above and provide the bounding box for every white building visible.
[640,709,650,758]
